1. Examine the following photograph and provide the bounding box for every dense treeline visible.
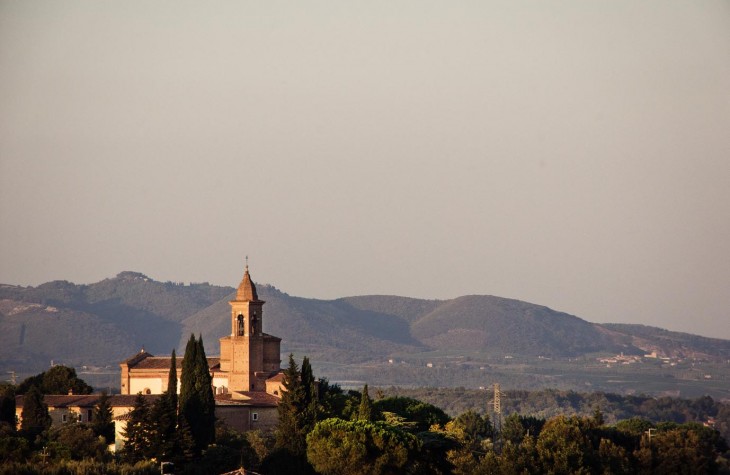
[2,355,729,474]
[379,386,730,445]
[267,357,730,474]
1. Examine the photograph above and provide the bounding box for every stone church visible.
[16,266,283,444]
[119,266,284,431]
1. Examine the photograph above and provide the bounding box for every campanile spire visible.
[236,264,259,302]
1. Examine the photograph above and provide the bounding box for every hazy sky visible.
[2,1,729,339]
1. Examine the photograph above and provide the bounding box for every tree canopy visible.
[121,393,152,463]
[306,418,420,475]
[373,396,449,432]
[91,391,114,444]
[17,366,92,395]
[20,386,51,441]
[275,354,310,457]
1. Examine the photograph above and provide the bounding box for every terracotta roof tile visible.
[235,266,262,302]
[16,394,162,408]
[128,357,175,370]
[215,391,279,407]
[123,350,153,366]
[128,356,221,370]
[266,372,285,383]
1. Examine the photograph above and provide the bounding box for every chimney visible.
[68,388,73,395]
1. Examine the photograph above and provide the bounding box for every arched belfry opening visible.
[237,314,244,336]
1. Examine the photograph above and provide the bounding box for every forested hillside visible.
[0,272,231,371]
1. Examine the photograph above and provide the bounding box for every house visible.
[15,392,161,451]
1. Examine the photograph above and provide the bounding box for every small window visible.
[88,409,93,422]
[77,413,83,422]
[62,414,68,423]
[252,413,259,421]
[144,388,151,395]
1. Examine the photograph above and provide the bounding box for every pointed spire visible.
[236,263,259,301]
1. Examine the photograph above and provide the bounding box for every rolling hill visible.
[2,272,729,397]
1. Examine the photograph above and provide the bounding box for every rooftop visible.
[16,394,162,408]
[215,391,280,407]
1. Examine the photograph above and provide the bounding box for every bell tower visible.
[229,265,264,338]
[219,265,266,391]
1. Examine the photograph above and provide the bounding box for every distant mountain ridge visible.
[1,272,729,380]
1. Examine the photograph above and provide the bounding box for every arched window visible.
[237,314,244,336]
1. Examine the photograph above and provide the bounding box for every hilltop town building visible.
[17,266,285,437]
[118,265,284,431]
[120,266,282,397]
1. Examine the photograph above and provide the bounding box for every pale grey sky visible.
[1,1,729,339]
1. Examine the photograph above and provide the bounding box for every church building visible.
[119,266,284,431]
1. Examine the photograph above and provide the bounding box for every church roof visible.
[126,356,221,370]
[16,394,162,409]
[215,391,280,407]
[235,265,260,302]
[266,372,285,383]
[122,349,153,366]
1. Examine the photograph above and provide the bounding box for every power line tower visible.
[493,383,503,430]
[491,382,504,452]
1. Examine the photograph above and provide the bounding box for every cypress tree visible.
[196,335,215,449]
[358,384,372,422]
[179,334,198,419]
[168,348,178,408]
[91,391,115,444]
[275,354,307,456]
[301,357,315,407]
[180,334,215,454]
[180,334,202,454]
[21,386,51,441]
[300,357,318,433]
[122,393,152,462]
[150,350,180,460]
